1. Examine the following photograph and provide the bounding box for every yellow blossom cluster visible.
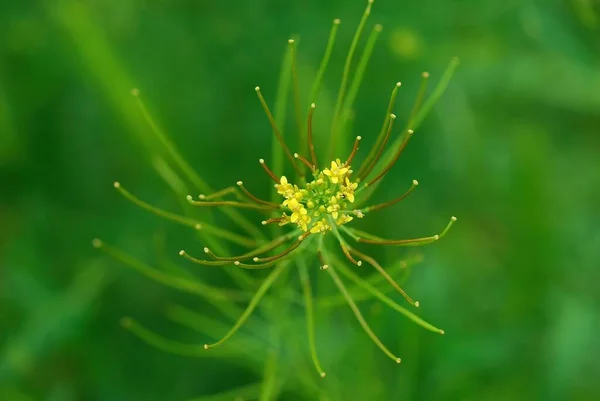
[275,160,362,233]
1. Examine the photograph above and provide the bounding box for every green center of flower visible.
[275,159,362,233]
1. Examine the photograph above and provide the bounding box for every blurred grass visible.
[1,0,600,400]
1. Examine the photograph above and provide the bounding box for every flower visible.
[96,0,460,379]
[322,159,349,184]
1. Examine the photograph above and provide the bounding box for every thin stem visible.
[333,259,444,334]
[345,136,362,167]
[365,129,414,187]
[199,186,241,201]
[255,87,301,175]
[262,217,284,225]
[253,232,310,263]
[289,39,305,157]
[404,71,429,132]
[297,259,326,378]
[113,181,202,230]
[309,18,341,103]
[358,113,396,181]
[323,257,401,364]
[233,260,282,270]
[259,158,281,183]
[411,57,460,131]
[204,231,299,262]
[132,89,262,241]
[357,82,401,178]
[357,216,457,246]
[131,90,211,194]
[186,196,276,211]
[179,250,233,266]
[93,239,235,301]
[349,248,419,307]
[340,242,362,267]
[204,263,286,350]
[237,181,280,208]
[121,318,231,358]
[294,153,316,172]
[363,57,460,200]
[338,23,383,140]
[364,179,418,213]
[319,253,423,309]
[307,103,318,168]
[328,0,375,160]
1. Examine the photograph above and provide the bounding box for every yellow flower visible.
[323,160,349,184]
[276,176,294,197]
[340,177,358,203]
[336,214,354,225]
[326,196,340,219]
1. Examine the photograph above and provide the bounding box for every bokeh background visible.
[2,0,600,400]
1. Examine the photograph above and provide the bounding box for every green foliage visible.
[1,0,599,400]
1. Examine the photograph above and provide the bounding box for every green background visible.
[1,0,599,400]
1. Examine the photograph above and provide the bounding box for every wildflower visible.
[94,0,460,379]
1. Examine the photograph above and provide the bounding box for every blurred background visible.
[1,0,599,400]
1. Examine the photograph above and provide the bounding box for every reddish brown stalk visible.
[365,129,414,187]
[307,103,318,167]
[359,114,396,180]
[236,181,280,208]
[204,232,294,262]
[340,242,362,266]
[344,136,362,167]
[255,87,302,175]
[294,153,315,172]
[233,260,280,270]
[356,82,401,178]
[317,250,328,270]
[349,248,419,307]
[253,232,310,263]
[262,217,284,225]
[364,179,418,213]
[178,250,232,266]
[259,159,280,183]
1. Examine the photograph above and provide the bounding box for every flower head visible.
[97,0,460,380]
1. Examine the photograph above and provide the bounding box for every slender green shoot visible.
[361,57,460,198]
[256,86,302,176]
[411,57,460,131]
[120,317,234,358]
[334,260,444,334]
[338,23,383,140]
[93,239,245,301]
[204,263,287,350]
[349,247,419,307]
[318,254,423,308]
[288,39,305,157]
[113,181,202,230]
[297,259,326,378]
[132,89,265,241]
[355,216,457,246]
[323,260,401,364]
[328,0,375,159]
[309,18,341,103]
[363,179,419,213]
[358,113,396,181]
[357,82,402,178]
[272,43,294,195]
[403,71,430,132]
